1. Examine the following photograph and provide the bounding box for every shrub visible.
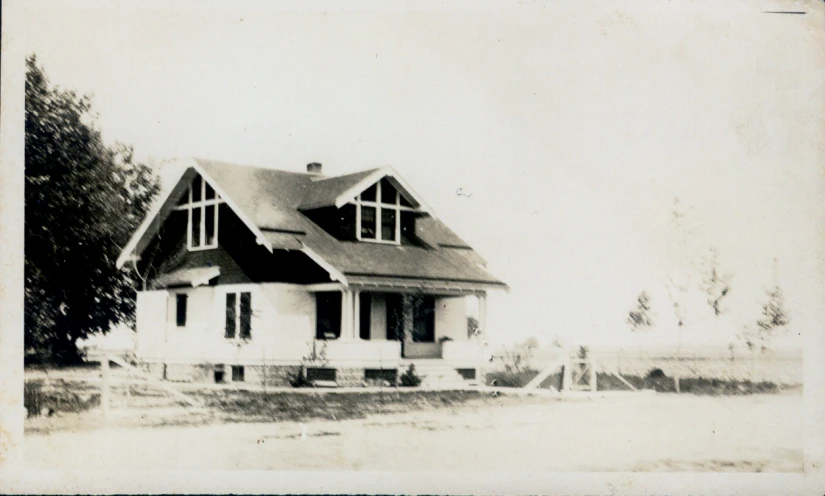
[647,368,666,379]
[24,381,45,417]
[288,370,313,388]
[399,365,422,387]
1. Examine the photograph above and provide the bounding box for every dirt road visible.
[24,392,802,472]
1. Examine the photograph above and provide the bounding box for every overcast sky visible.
[25,0,824,350]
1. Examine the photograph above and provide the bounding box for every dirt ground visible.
[24,390,801,472]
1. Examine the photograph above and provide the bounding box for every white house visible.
[117,158,507,387]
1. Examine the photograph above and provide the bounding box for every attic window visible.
[174,175,224,251]
[353,178,415,244]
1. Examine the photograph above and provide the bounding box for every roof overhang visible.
[154,266,220,288]
[260,230,304,251]
[346,275,508,295]
[333,166,437,218]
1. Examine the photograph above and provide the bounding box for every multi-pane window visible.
[174,175,223,250]
[225,291,252,339]
[353,178,415,244]
[231,365,245,382]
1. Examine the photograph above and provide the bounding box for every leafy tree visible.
[738,281,790,380]
[757,285,789,334]
[24,55,159,364]
[627,291,653,331]
[700,246,733,316]
[738,259,789,353]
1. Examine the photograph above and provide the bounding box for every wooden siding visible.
[141,204,331,287]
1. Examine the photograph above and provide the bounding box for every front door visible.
[386,294,439,358]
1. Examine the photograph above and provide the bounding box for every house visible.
[116,158,507,387]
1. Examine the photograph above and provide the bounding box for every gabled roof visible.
[117,158,506,289]
[297,165,432,213]
[298,169,379,210]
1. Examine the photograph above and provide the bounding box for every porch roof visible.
[347,275,505,294]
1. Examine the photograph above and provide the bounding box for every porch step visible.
[401,360,473,389]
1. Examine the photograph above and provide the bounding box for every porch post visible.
[478,293,488,386]
[353,290,361,340]
[478,294,488,341]
[340,289,355,340]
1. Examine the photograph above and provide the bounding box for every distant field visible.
[492,347,803,385]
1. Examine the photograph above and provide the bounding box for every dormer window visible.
[353,178,416,244]
[174,175,223,251]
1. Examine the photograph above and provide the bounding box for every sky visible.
[24,0,825,350]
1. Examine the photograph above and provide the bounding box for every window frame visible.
[173,176,224,251]
[231,365,245,382]
[352,179,416,245]
[175,293,188,328]
[224,290,252,341]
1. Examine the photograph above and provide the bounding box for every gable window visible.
[353,178,416,244]
[175,294,188,327]
[225,291,252,339]
[174,175,223,251]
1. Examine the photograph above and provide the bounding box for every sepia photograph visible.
[2,0,825,493]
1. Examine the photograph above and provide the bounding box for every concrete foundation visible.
[335,367,367,387]
[244,365,301,387]
[137,362,376,387]
[164,363,211,383]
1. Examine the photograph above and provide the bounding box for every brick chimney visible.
[306,162,323,175]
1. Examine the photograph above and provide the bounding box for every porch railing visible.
[318,339,402,365]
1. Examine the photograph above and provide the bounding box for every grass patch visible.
[24,379,100,417]
[201,389,488,423]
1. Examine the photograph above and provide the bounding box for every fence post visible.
[562,355,572,392]
[589,357,597,392]
[101,353,110,421]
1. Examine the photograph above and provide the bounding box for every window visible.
[175,294,188,327]
[353,178,416,244]
[174,174,223,250]
[225,291,252,339]
[214,365,226,384]
[316,292,342,340]
[360,206,376,239]
[307,368,336,382]
[231,365,245,382]
[365,368,397,384]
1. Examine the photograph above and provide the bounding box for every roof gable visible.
[116,159,304,269]
[297,169,379,210]
[117,158,505,289]
[298,166,433,215]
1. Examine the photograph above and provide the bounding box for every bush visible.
[24,381,45,417]
[647,368,666,379]
[288,370,313,388]
[399,365,422,387]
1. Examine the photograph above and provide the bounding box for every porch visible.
[306,281,490,367]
